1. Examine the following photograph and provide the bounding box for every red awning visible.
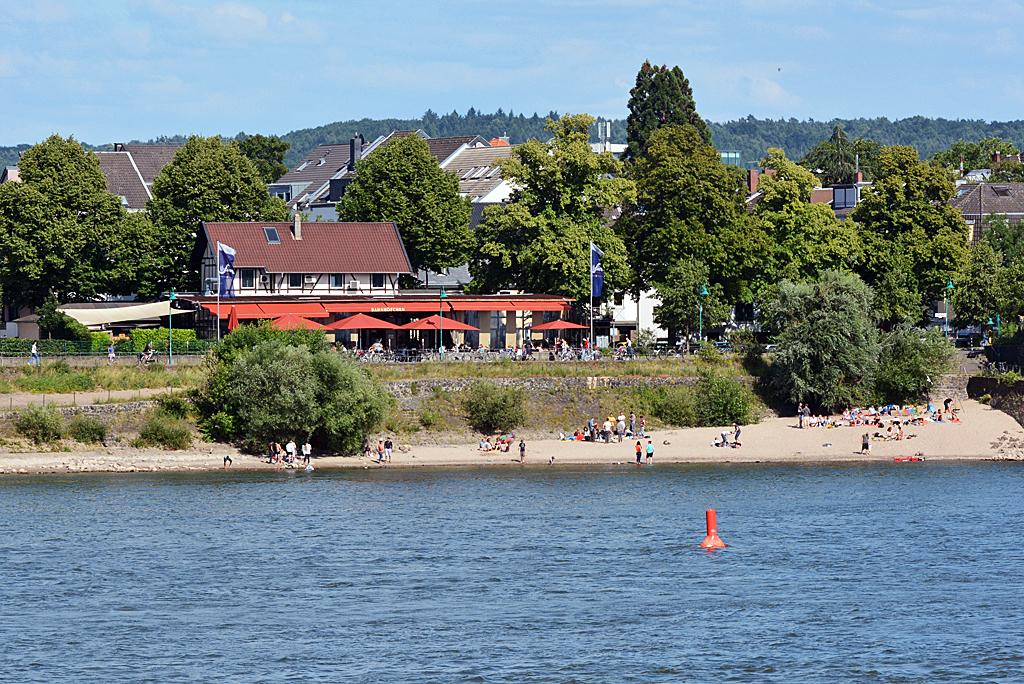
[259,302,328,317]
[201,303,265,319]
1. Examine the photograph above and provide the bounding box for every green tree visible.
[950,238,1020,327]
[35,295,92,341]
[146,135,289,294]
[991,159,1024,182]
[469,114,635,300]
[193,323,392,453]
[799,125,880,185]
[770,270,878,410]
[652,259,730,352]
[234,134,290,183]
[875,325,954,404]
[337,134,473,275]
[850,145,969,324]
[622,61,710,162]
[981,213,1024,265]
[756,148,858,281]
[0,135,151,309]
[931,136,1019,174]
[615,125,765,302]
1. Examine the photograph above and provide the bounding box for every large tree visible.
[615,124,766,303]
[931,136,1019,175]
[850,145,969,324]
[756,148,858,282]
[468,114,635,300]
[652,258,731,352]
[770,270,878,411]
[234,134,290,183]
[146,135,289,294]
[337,134,473,276]
[0,135,151,309]
[622,61,710,162]
[799,125,880,185]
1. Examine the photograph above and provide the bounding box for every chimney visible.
[748,169,759,194]
[349,136,362,172]
[994,151,1002,165]
[855,171,863,183]
[293,213,301,241]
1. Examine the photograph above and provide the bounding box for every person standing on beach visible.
[223,452,232,468]
[629,412,636,436]
[639,415,646,437]
[862,433,870,454]
[635,440,642,465]
[302,440,312,465]
[384,437,393,463]
[286,439,296,463]
[377,440,385,463]
[798,403,804,429]
[646,440,654,465]
[519,440,526,464]
[732,423,741,446]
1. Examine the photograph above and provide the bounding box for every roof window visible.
[994,185,1011,197]
[317,158,326,166]
[264,226,281,244]
[461,167,477,180]
[297,161,309,171]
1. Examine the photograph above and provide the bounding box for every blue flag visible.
[217,241,236,299]
[590,242,604,298]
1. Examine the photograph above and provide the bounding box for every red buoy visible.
[700,508,727,548]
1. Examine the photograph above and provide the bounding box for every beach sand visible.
[2,399,1022,475]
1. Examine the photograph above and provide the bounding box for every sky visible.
[2,0,1023,145]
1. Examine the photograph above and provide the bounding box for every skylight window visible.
[297,161,309,171]
[994,185,1011,197]
[317,158,326,166]
[264,226,281,244]
[461,167,477,180]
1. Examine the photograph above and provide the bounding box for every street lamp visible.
[168,288,177,366]
[988,314,1001,366]
[945,277,954,338]
[439,286,447,360]
[699,283,709,346]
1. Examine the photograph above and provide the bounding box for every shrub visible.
[66,415,107,444]
[652,386,696,426]
[462,382,527,433]
[129,327,198,353]
[193,337,392,454]
[147,362,165,373]
[697,342,726,365]
[420,409,440,428]
[874,325,954,404]
[137,410,193,450]
[410,381,419,396]
[693,370,753,426]
[156,392,192,419]
[15,406,65,444]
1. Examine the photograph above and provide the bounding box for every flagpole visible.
[589,243,594,353]
[216,244,221,343]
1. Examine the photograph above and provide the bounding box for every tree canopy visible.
[336,134,473,276]
[616,124,761,302]
[931,136,1019,174]
[850,145,969,324]
[146,135,289,294]
[770,270,878,410]
[0,135,150,309]
[799,125,880,185]
[468,114,635,300]
[622,62,710,162]
[652,259,730,351]
[234,134,290,183]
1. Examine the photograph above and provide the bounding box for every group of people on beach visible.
[363,437,395,464]
[798,399,962,431]
[478,434,517,453]
[561,412,646,444]
[268,439,312,467]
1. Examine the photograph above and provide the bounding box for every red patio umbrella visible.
[323,313,399,330]
[400,315,479,331]
[227,305,239,332]
[530,320,589,330]
[271,314,323,330]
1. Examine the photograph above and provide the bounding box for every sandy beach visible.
[2,399,1022,475]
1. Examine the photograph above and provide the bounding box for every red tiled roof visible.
[203,222,413,274]
[489,138,510,147]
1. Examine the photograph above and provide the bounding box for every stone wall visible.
[385,375,757,399]
[926,374,969,402]
[0,401,156,422]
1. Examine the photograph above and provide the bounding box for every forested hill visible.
[6,113,1024,170]
[709,116,1024,166]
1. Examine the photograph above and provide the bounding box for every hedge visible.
[128,328,198,352]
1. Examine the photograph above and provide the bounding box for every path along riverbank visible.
[2,400,1021,475]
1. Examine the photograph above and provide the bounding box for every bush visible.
[129,327,198,353]
[693,370,753,426]
[156,392,192,419]
[420,409,440,428]
[652,386,696,426]
[193,335,392,454]
[462,382,527,433]
[137,410,193,450]
[697,341,726,365]
[15,406,65,444]
[66,415,107,444]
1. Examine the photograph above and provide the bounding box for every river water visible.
[1,462,1022,683]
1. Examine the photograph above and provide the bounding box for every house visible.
[273,131,496,220]
[441,144,513,203]
[94,143,180,210]
[193,217,413,298]
[0,166,19,183]
[949,182,1024,245]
